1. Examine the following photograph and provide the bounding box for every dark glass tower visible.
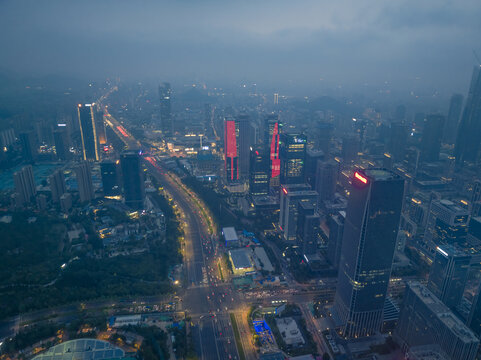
[101,161,120,196]
[444,94,464,144]
[427,245,470,310]
[159,82,172,136]
[77,103,100,161]
[236,114,253,179]
[249,146,269,196]
[455,66,481,164]
[420,114,445,162]
[333,169,404,338]
[120,151,145,209]
[280,132,306,185]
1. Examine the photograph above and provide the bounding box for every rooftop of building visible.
[363,168,400,181]
[434,199,468,213]
[408,282,478,343]
[229,248,252,269]
[32,339,125,360]
[222,227,238,242]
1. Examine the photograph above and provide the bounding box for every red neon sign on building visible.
[270,122,280,178]
[224,120,238,181]
[354,171,368,184]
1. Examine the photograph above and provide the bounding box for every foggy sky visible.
[1,0,480,94]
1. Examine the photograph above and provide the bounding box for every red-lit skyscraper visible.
[224,118,238,182]
[264,114,282,187]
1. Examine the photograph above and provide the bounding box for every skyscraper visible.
[264,114,282,187]
[315,160,337,203]
[327,211,346,269]
[455,66,481,164]
[95,111,107,145]
[19,131,37,162]
[48,169,67,203]
[394,282,479,360]
[224,118,239,183]
[444,94,464,144]
[236,114,253,179]
[333,169,404,338]
[341,135,359,164]
[159,82,172,136]
[279,184,317,242]
[101,161,120,197]
[420,114,445,162]
[296,201,320,256]
[249,147,269,196]
[468,282,481,338]
[77,103,100,161]
[13,165,36,206]
[427,245,470,310]
[388,122,408,161]
[75,161,94,203]
[280,132,306,185]
[53,128,70,161]
[120,151,145,209]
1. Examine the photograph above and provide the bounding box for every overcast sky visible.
[1,0,480,95]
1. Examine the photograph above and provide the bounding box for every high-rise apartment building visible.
[334,169,404,338]
[427,245,471,310]
[13,165,36,205]
[19,131,37,162]
[75,161,94,203]
[455,66,481,164]
[120,151,145,209]
[77,103,100,161]
[48,169,67,203]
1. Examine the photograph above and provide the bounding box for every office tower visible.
[444,94,464,144]
[427,245,470,310]
[394,282,479,360]
[264,114,282,187]
[48,169,67,203]
[75,161,94,203]
[317,122,333,156]
[224,118,239,183]
[305,150,323,188]
[101,161,120,197]
[279,184,317,241]
[159,82,172,135]
[388,123,408,161]
[249,147,269,196]
[77,103,100,161]
[471,180,481,217]
[455,66,481,164]
[327,211,346,269]
[236,114,253,179]
[280,132,307,185]
[13,165,36,205]
[53,128,70,161]
[315,160,337,203]
[296,201,320,256]
[95,111,107,145]
[60,193,72,213]
[420,115,445,162]
[333,169,404,338]
[394,104,406,121]
[424,199,469,252]
[341,135,359,164]
[19,131,37,162]
[120,150,145,209]
[273,93,279,105]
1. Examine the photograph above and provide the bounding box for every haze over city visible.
[1,1,481,360]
